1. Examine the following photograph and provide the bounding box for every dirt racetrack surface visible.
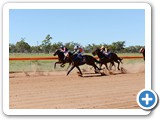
[9,63,145,109]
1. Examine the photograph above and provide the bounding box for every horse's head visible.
[139,47,145,61]
[92,48,101,56]
[63,51,74,63]
[64,51,73,58]
[53,49,60,56]
[139,48,145,53]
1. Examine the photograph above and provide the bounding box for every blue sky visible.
[9,9,145,47]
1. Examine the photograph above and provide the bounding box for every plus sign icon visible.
[137,89,158,110]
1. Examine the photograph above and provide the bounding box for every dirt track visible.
[9,64,145,109]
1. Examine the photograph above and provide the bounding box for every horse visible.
[53,49,72,69]
[92,48,123,71]
[65,52,102,76]
[139,47,145,61]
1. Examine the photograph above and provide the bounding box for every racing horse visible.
[92,48,123,71]
[53,49,72,69]
[65,52,102,76]
[139,47,145,61]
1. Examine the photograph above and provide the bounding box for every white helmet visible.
[74,46,79,50]
[101,46,105,49]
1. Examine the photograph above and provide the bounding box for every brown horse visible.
[53,49,72,69]
[92,48,123,71]
[139,48,145,61]
[65,52,102,76]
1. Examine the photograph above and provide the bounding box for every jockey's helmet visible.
[60,46,64,49]
[101,46,105,51]
[74,46,79,50]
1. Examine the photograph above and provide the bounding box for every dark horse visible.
[92,48,122,70]
[139,47,145,61]
[66,52,102,76]
[53,49,72,69]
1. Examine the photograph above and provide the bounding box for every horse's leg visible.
[61,56,68,67]
[99,63,102,69]
[92,63,102,73]
[54,61,66,69]
[113,62,116,71]
[109,61,115,70]
[104,63,113,74]
[117,62,120,70]
[60,60,66,67]
[109,63,112,70]
[95,63,102,73]
[104,62,109,70]
[60,63,65,67]
[66,63,71,71]
[143,52,145,61]
[85,59,100,73]
[114,60,120,70]
[54,62,57,69]
[54,62,60,69]
[66,65,75,76]
[76,66,83,76]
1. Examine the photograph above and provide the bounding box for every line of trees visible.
[9,34,144,54]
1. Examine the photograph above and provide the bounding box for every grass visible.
[9,52,142,57]
[9,53,54,57]
[9,53,144,72]
[118,53,142,57]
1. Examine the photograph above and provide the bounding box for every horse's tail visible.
[111,52,123,64]
[118,57,123,64]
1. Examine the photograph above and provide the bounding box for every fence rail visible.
[9,56,143,61]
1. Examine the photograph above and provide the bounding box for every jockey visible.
[100,46,110,57]
[60,46,69,59]
[73,45,84,62]
[60,45,68,53]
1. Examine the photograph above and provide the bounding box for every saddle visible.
[73,54,85,63]
[103,52,112,59]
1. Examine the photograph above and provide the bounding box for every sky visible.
[9,9,145,47]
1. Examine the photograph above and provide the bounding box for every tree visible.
[9,43,17,53]
[50,42,63,52]
[111,41,125,52]
[85,43,101,53]
[64,42,81,51]
[50,41,82,52]
[15,38,31,53]
[84,44,93,53]
[42,34,52,54]
[107,44,116,52]
[125,45,144,53]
